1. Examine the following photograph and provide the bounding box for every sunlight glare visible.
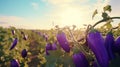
[60,7,84,28]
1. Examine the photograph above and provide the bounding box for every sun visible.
[59,7,84,28]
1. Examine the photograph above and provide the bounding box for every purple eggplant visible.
[105,32,115,60]
[10,38,18,50]
[11,30,15,35]
[115,36,120,46]
[45,43,57,55]
[43,33,48,41]
[21,31,24,35]
[57,31,70,52]
[23,35,27,40]
[52,43,57,50]
[87,31,109,67]
[21,49,27,58]
[114,36,120,54]
[10,59,19,67]
[72,52,89,67]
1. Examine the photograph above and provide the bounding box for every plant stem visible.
[92,17,120,28]
[79,17,120,42]
[67,28,88,55]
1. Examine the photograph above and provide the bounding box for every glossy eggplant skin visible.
[57,32,70,52]
[114,36,120,55]
[10,38,18,50]
[87,31,109,67]
[45,43,57,55]
[72,52,89,67]
[10,59,19,67]
[45,43,53,55]
[105,32,115,60]
[21,49,27,58]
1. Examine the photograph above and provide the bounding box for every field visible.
[0,25,120,67]
[1,5,120,67]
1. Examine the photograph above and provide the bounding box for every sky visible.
[0,0,120,29]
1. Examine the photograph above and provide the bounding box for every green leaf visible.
[103,5,112,12]
[92,9,98,19]
[62,53,75,67]
[45,49,63,67]
[102,12,108,19]
[45,55,56,67]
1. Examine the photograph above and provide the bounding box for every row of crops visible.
[0,5,120,67]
